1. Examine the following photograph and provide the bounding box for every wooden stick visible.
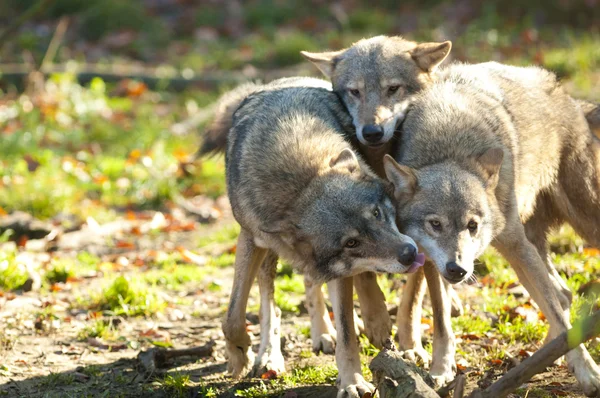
[468,310,600,398]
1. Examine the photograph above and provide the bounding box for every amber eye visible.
[467,220,478,233]
[429,220,442,231]
[373,208,380,218]
[388,85,401,94]
[349,88,360,98]
[345,239,359,248]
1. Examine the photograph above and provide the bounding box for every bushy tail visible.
[198,82,261,156]
[577,99,600,140]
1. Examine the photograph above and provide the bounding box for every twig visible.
[469,310,600,398]
[0,0,56,51]
[40,16,70,72]
[0,62,313,91]
[138,340,216,374]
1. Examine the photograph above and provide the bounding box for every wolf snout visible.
[362,124,384,144]
[445,261,467,282]
[398,243,417,266]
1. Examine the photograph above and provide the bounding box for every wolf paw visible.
[568,349,600,397]
[336,374,374,398]
[399,347,431,367]
[430,361,456,389]
[251,351,286,378]
[226,341,255,379]
[363,314,392,349]
[312,333,336,355]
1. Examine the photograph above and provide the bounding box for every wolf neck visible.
[357,139,397,178]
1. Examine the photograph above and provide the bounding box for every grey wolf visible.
[302,35,461,369]
[383,61,600,395]
[202,77,425,397]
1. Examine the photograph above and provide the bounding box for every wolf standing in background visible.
[202,77,425,397]
[302,35,462,381]
[384,62,600,396]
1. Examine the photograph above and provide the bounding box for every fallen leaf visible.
[261,369,278,380]
[490,359,503,365]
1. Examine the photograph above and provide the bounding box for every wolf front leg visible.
[354,271,392,349]
[328,277,375,398]
[495,220,600,397]
[304,275,337,354]
[424,261,456,387]
[222,229,268,379]
[251,251,286,377]
[396,267,430,366]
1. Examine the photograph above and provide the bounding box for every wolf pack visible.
[198,36,600,397]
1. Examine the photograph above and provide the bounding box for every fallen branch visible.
[370,339,438,398]
[138,340,215,374]
[0,63,313,91]
[468,309,600,398]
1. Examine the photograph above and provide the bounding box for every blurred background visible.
[0,0,599,219]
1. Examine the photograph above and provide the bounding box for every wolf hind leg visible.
[396,268,430,366]
[495,217,600,397]
[354,271,391,349]
[251,251,286,377]
[222,229,268,379]
[524,195,572,310]
[304,275,337,354]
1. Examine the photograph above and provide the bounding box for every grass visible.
[77,319,117,341]
[158,373,191,398]
[84,275,166,317]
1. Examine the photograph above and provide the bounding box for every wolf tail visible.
[577,99,600,140]
[198,82,261,156]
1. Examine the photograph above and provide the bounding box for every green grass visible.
[158,373,191,398]
[0,250,29,291]
[85,275,166,317]
[77,319,117,341]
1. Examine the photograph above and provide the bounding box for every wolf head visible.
[301,36,451,147]
[260,149,425,282]
[383,149,504,284]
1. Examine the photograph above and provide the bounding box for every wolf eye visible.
[429,220,442,231]
[345,239,359,248]
[349,88,360,98]
[388,85,401,94]
[372,208,380,218]
[467,220,478,233]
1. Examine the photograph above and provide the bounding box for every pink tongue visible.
[406,253,426,274]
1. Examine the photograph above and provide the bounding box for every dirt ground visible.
[0,204,595,398]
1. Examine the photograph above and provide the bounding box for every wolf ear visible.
[476,148,504,190]
[383,155,417,199]
[330,148,360,174]
[410,41,452,72]
[300,49,346,79]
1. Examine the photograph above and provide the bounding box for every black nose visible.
[362,124,384,143]
[398,244,417,266]
[446,262,467,280]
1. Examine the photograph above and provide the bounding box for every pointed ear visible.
[330,148,359,174]
[300,49,346,79]
[410,41,452,72]
[476,148,504,190]
[383,155,417,200]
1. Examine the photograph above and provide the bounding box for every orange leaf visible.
[50,283,63,292]
[17,235,28,248]
[126,210,137,220]
[583,248,600,257]
[490,359,503,365]
[0,207,7,216]
[115,241,135,249]
[261,370,278,380]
